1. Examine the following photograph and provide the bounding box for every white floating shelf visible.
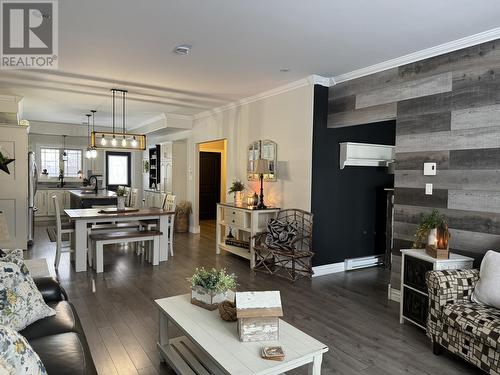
[339,142,395,169]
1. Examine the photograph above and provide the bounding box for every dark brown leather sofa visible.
[19,277,97,375]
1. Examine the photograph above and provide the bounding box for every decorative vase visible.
[117,196,126,210]
[234,191,243,206]
[427,228,437,247]
[191,286,227,311]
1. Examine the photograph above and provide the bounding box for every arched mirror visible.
[247,140,277,181]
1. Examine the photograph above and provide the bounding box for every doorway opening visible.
[198,140,227,233]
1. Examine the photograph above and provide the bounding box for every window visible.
[106,151,131,189]
[40,148,82,178]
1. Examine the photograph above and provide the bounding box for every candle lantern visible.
[426,222,450,259]
[436,222,450,250]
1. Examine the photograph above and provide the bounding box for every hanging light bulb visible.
[85,148,91,159]
[91,148,97,158]
[131,136,138,147]
[121,136,127,147]
[100,134,107,146]
[111,135,117,146]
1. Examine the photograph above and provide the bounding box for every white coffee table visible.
[155,294,328,375]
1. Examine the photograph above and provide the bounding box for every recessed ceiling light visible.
[174,45,191,55]
[280,68,290,72]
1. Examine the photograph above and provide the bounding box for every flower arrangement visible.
[189,267,236,293]
[116,186,126,197]
[228,180,245,195]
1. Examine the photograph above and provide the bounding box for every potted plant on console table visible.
[189,267,236,310]
[228,180,245,206]
[413,209,450,258]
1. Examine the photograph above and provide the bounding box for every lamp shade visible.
[254,158,270,174]
[0,211,11,246]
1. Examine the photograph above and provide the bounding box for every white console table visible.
[216,203,279,268]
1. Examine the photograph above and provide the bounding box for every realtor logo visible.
[0,0,58,69]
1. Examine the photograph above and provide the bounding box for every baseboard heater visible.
[345,254,384,271]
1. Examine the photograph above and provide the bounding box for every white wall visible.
[172,140,187,202]
[160,83,315,232]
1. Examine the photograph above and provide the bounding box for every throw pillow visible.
[0,324,47,374]
[0,261,55,331]
[264,218,298,250]
[472,250,500,309]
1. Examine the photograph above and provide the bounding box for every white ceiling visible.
[1,0,500,128]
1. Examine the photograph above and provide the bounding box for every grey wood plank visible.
[452,66,500,110]
[396,112,451,136]
[395,151,449,170]
[328,94,355,113]
[356,72,452,109]
[395,170,500,191]
[449,229,500,253]
[397,91,452,117]
[394,204,500,236]
[390,255,402,290]
[330,67,400,98]
[451,104,500,130]
[327,102,397,128]
[394,187,447,208]
[392,239,413,255]
[399,39,500,80]
[396,125,500,153]
[449,148,500,170]
[449,190,500,214]
[393,221,417,242]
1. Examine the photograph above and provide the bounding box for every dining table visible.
[64,207,175,272]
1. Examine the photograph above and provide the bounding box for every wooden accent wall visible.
[328,40,500,289]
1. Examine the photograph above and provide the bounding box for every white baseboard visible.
[387,285,401,302]
[189,225,200,234]
[312,262,345,277]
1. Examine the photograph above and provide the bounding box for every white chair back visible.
[164,194,176,212]
[52,195,62,241]
[159,193,167,209]
[130,188,138,208]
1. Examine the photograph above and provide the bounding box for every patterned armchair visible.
[253,209,314,282]
[426,269,500,375]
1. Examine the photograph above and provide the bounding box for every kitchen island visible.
[69,189,117,209]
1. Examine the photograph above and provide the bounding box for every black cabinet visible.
[404,256,433,293]
[403,287,428,327]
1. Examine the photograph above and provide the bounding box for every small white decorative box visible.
[235,291,283,342]
[191,286,227,311]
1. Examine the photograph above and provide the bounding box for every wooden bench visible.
[89,230,162,273]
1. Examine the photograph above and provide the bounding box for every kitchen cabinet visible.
[35,190,71,219]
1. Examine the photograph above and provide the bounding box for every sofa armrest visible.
[33,277,68,302]
[425,269,479,339]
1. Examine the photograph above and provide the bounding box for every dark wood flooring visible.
[27,220,482,375]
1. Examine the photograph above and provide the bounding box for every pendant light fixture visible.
[85,114,92,159]
[90,110,98,158]
[91,88,146,150]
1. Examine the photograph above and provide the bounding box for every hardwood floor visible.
[27,220,482,375]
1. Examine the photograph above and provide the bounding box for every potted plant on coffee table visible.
[189,267,236,310]
[116,186,127,210]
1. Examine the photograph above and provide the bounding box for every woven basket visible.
[175,214,189,233]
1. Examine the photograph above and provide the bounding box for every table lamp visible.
[254,159,270,209]
[0,211,11,250]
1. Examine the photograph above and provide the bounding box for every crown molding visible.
[194,75,330,120]
[332,26,500,84]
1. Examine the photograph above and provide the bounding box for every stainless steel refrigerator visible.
[28,151,38,246]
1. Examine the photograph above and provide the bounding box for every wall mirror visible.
[247,140,277,181]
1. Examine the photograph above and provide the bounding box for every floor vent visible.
[345,255,383,271]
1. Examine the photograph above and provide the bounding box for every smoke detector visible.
[174,45,191,55]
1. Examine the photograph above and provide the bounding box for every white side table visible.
[399,249,474,329]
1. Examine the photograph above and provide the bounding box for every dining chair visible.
[124,187,131,206]
[130,188,139,208]
[52,195,75,269]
